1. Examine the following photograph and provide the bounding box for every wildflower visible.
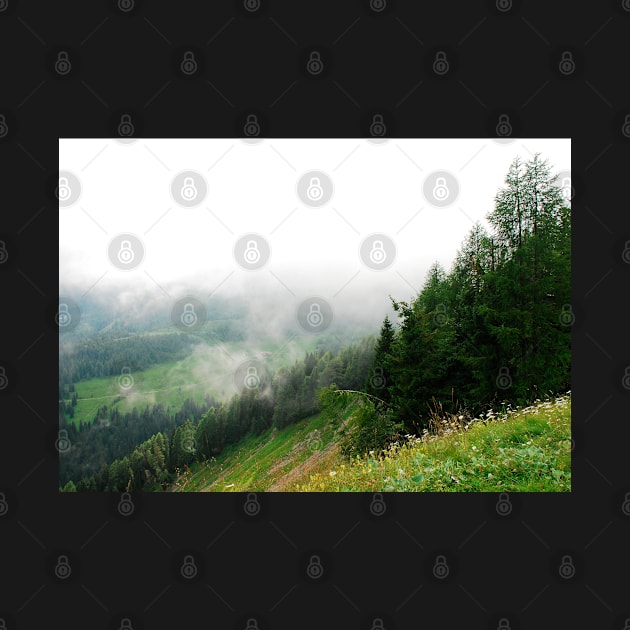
[329,470,337,476]
[458,415,464,420]
[472,445,477,450]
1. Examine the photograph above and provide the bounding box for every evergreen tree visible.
[366,315,395,403]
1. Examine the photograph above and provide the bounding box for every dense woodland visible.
[60,338,376,490]
[61,154,570,492]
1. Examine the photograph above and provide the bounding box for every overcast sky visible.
[59,138,570,321]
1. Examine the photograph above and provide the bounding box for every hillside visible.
[174,392,571,492]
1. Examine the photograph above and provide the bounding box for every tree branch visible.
[330,389,390,408]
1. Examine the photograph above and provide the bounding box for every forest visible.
[60,154,570,492]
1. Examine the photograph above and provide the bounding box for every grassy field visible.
[175,393,571,492]
[65,335,322,427]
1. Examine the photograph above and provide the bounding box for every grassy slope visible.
[176,393,571,492]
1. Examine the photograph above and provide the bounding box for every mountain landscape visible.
[58,153,571,492]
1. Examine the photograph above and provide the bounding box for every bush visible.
[318,384,404,458]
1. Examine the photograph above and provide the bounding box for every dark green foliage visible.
[319,385,404,458]
[272,337,375,429]
[319,153,570,451]
[67,337,376,491]
[366,315,395,403]
[382,153,571,426]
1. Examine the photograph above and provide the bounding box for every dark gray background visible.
[1,0,629,628]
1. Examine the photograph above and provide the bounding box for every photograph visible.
[58,137,571,492]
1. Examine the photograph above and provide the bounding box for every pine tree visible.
[366,315,395,403]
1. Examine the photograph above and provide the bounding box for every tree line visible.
[338,153,571,453]
[61,337,376,491]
